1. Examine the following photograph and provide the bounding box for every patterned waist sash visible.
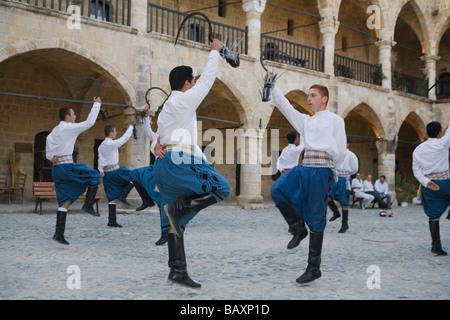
[103,164,120,172]
[54,155,73,166]
[164,144,198,156]
[425,170,450,181]
[302,150,337,182]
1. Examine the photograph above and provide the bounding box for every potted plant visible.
[395,186,403,205]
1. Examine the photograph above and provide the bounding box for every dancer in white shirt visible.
[98,124,134,228]
[153,39,230,288]
[46,97,102,245]
[277,131,305,174]
[413,121,450,256]
[270,81,346,284]
[328,136,358,233]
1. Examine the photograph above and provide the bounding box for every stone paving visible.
[0,200,449,301]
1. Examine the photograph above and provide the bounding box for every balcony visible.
[16,0,131,26]
[391,71,428,98]
[260,35,324,73]
[334,54,382,86]
[147,3,247,55]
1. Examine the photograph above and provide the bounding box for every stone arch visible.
[342,102,386,177]
[0,39,136,104]
[392,0,431,53]
[395,112,426,188]
[0,40,137,192]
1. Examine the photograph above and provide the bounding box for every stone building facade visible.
[0,0,449,208]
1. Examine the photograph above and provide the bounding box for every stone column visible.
[318,18,339,75]
[375,39,395,89]
[242,0,266,59]
[420,54,440,100]
[376,136,397,206]
[236,124,264,209]
[120,0,152,206]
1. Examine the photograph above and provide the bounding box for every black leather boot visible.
[296,231,324,284]
[82,186,100,216]
[328,199,341,221]
[132,180,155,211]
[167,233,201,288]
[338,209,349,233]
[116,182,134,207]
[155,230,168,245]
[53,210,69,245]
[164,194,217,237]
[429,220,447,256]
[107,203,122,228]
[276,202,308,249]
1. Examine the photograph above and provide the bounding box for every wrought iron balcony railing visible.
[147,2,248,55]
[260,35,324,73]
[334,54,382,86]
[392,71,428,98]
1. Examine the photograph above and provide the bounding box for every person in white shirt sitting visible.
[374,175,392,209]
[413,121,450,256]
[351,173,374,209]
[363,174,387,209]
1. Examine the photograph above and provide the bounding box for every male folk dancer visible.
[123,105,170,246]
[276,131,307,248]
[270,81,346,284]
[412,121,450,256]
[328,136,358,233]
[98,124,134,228]
[153,39,230,288]
[46,97,102,245]
[277,131,305,174]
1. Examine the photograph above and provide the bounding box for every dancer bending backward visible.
[153,39,230,288]
[98,124,135,228]
[269,80,346,284]
[328,136,358,233]
[412,121,450,256]
[46,97,102,245]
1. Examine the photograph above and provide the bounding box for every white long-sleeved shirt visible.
[363,180,374,192]
[413,124,450,187]
[374,180,388,195]
[156,50,220,158]
[277,137,305,171]
[337,149,358,174]
[97,125,134,173]
[352,178,364,192]
[143,117,158,142]
[46,102,101,161]
[271,86,347,167]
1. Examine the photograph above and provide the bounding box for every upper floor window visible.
[218,0,226,17]
[89,0,110,21]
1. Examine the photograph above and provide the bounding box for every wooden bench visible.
[33,182,102,215]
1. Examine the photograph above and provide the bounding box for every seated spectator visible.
[352,173,375,209]
[363,174,388,209]
[374,175,392,209]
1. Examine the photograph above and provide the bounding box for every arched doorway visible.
[0,48,133,199]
